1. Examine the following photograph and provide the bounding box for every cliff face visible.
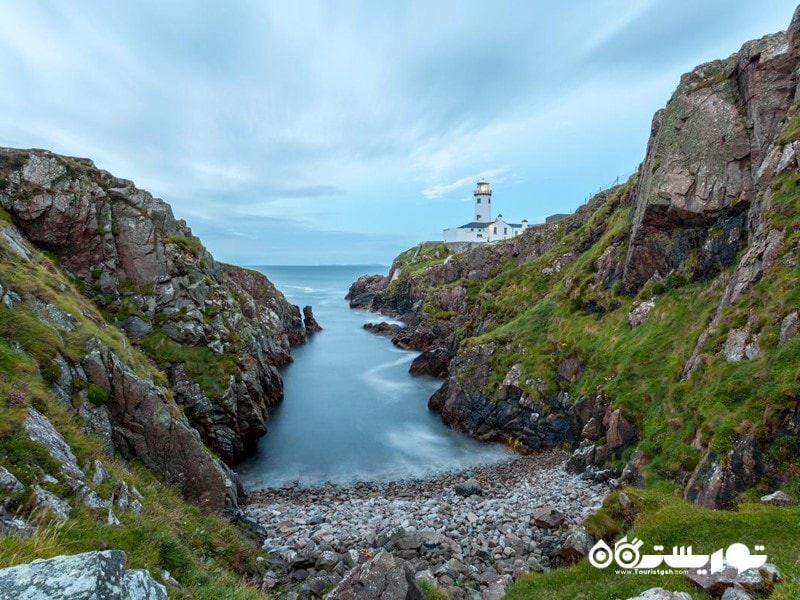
[0,148,306,466]
[351,7,800,508]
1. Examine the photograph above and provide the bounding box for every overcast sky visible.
[0,1,797,265]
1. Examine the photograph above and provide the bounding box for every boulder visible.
[0,512,34,538]
[23,408,84,481]
[760,490,794,506]
[603,408,636,450]
[327,551,425,600]
[557,357,584,383]
[687,562,781,597]
[780,311,799,344]
[625,589,692,600]
[720,589,753,600]
[409,347,451,378]
[532,505,565,529]
[454,478,483,498]
[628,298,656,328]
[0,550,167,599]
[92,460,111,486]
[33,485,72,523]
[555,526,594,565]
[0,466,23,495]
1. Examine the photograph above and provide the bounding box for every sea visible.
[235,265,511,489]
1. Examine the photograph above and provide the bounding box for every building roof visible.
[457,221,491,229]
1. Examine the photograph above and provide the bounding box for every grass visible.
[392,165,800,485]
[506,487,800,600]
[139,329,238,398]
[165,233,203,257]
[0,221,271,599]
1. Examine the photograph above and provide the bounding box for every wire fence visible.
[580,168,638,204]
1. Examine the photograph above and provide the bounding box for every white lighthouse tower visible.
[474,180,491,222]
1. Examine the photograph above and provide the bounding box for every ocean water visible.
[236,265,511,489]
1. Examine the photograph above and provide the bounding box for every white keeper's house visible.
[443,180,529,243]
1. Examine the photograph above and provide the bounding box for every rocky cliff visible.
[0,148,308,466]
[350,7,800,509]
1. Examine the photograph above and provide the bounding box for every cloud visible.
[422,168,511,200]
[0,0,796,264]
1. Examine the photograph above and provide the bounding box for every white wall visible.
[444,226,488,243]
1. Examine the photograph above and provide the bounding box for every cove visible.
[236,265,511,489]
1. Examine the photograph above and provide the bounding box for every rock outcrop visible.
[0,148,307,465]
[0,550,167,599]
[347,6,800,509]
[327,551,424,600]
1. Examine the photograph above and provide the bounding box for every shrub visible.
[86,383,110,406]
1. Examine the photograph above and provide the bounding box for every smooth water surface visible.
[236,265,511,489]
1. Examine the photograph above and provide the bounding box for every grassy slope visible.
[507,487,800,600]
[386,120,800,596]
[0,211,270,599]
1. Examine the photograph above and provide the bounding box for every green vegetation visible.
[139,329,238,397]
[0,226,270,599]
[86,383,110,406]
[165,233,203,257]
[507,488,800,600]
[398,167,800,484]
[418,578,450,600]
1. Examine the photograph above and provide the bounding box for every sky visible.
[0,1,797,265]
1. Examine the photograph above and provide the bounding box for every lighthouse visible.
[443,179,528,244]
[474,180,491,222]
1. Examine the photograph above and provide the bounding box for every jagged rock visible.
[346,274,389,309]
[603,408,635,450]
[363,321,403,337]
[33,485,72,522]
[760,490,793,505]
[625,589,692,600]
[628,298,656,328]
[555,526,593,565]
[720,589,753,600]
[108,505,121,527]
[131,499,144,515]
[118,316,153,339]
[82,342,230,512]
[622,450,647,486]
[454,478,483,497]
[23,408,84,481]
[687,561,781,597]
[0,148,308,470]
[161,570,180,588]
[316,550,340,571]
[92,460,111,486]
[724,327,750,362]
[79,402,114,456]
[685,435,763,509]
[557,357,584,383]
[116,481,130,512]
[409,347,451,378]
[0,465,23,495]
[375,525,407,549]
[780,311,799,344]
[303,305,322,334]
[532,505,565,529]
[0,512,34,538]
[0,550,167,599]
[581,417,600,441]
[328,550,424,600]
